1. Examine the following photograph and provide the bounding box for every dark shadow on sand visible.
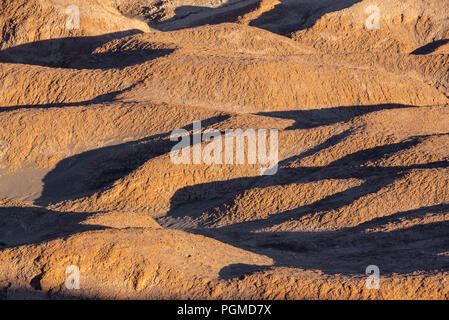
[257,104,416,130]
[159,103,449,278]
[0,206,107,248]
[411,39,449,55]
[0,30,174,69]
[187,135,449,278]
[25,102,449,279]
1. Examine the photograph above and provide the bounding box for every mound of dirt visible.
[0,0,448,300]
[290,0,449,54]
[0,0,150,49]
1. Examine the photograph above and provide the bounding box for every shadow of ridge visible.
[411,39,449,55]
[0,206,107,248]
[0,30,174,69]
[0,282,101,300]
[256,103,419,130]
[166,105,435,216]
[149,0,362,35]
[34,115,230,207]
[167,128,355,213]
[148,2,262,31]
[162,129,449,277]
[350,203,449,232]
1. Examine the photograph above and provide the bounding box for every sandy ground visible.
[0,0,448,299]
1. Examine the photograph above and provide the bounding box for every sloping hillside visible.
[0,0,448,299]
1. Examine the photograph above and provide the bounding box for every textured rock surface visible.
[0,0,448,299]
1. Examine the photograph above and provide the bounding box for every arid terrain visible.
[0,0,448,299]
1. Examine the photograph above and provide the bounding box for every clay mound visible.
[0,101,224,170]
[114,0,266,31]
[290,0,449,54]
[0,199,160,247]
[0,0,155,107]
[0,226,273,299]
[113,0,239,24]
[0,0,150,50]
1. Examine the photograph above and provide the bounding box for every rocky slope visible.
[0,0,448,299]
